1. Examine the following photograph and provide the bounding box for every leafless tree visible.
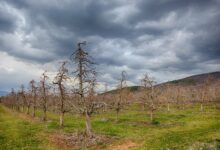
[30,80,37,117]
[70,42,96,136]
[51,86,58,113]
[19,84,26,113]
[86,71,98,114]
[10,88,18,110]
[164,84,172,111]
[199,75,212,111]
[100,83,109,112]
[40,71,49,121]
[173,85,186,109]
[2,89,16,109]
[140,73,157,122]
[53,61,69,127]
[113,71,129,122]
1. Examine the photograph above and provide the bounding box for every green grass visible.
[0,106,45,150]
[0,104,219,149]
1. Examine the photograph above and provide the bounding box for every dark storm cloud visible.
[0,12,16,33]
[137,0,215,19]
[10,0,133,37]
[0,0,220,91]
[192,24,220,61]
[0,2,18,33]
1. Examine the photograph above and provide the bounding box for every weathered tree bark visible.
[85,111,92,137]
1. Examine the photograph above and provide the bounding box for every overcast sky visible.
[0,0,220,92]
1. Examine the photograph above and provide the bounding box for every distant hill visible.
[103,71,220,94]
[166,71,220,86]
[102,86,143,95]
[0,91,9,96]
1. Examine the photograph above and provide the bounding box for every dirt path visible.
[107,140,137,150]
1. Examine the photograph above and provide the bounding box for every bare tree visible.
[40,71,49,121]
[11,88,18,110]
[15,90,20,112]
[86,71,98,115]
[199,75,212,111]
[19,84,26,113]
[100,83,109,112]
[165,83,173,112]
[51,86,58,113]
[173,85,187,109]
[53,61,69,127]
[30,80,37,117]
[2,88,17,109]
[26,94,31,115]
[114,71,128,122]
[25,86,33,115]
[71,42,96,136]
[140,73,157,122]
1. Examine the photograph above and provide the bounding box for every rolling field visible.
[0,104,220,150]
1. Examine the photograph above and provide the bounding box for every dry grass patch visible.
[49,131,112,149]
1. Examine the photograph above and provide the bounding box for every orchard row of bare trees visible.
[1,42,110,136]
[1,42,219,136]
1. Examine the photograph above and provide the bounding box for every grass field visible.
[0,104,220,150]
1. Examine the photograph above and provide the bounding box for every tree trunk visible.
[59,84,65,128]
[43,106,47,121]
[33,106,36,117]
[150,110,153,122]
[85,111,92,137]
[60,111,64,128]
[27,105,30,115]
[200,103,203,112]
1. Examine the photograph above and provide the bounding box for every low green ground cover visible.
[0,104,219,149]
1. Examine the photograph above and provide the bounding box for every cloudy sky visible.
[0,0,220,92]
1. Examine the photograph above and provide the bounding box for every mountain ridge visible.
[103,71,220,94]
